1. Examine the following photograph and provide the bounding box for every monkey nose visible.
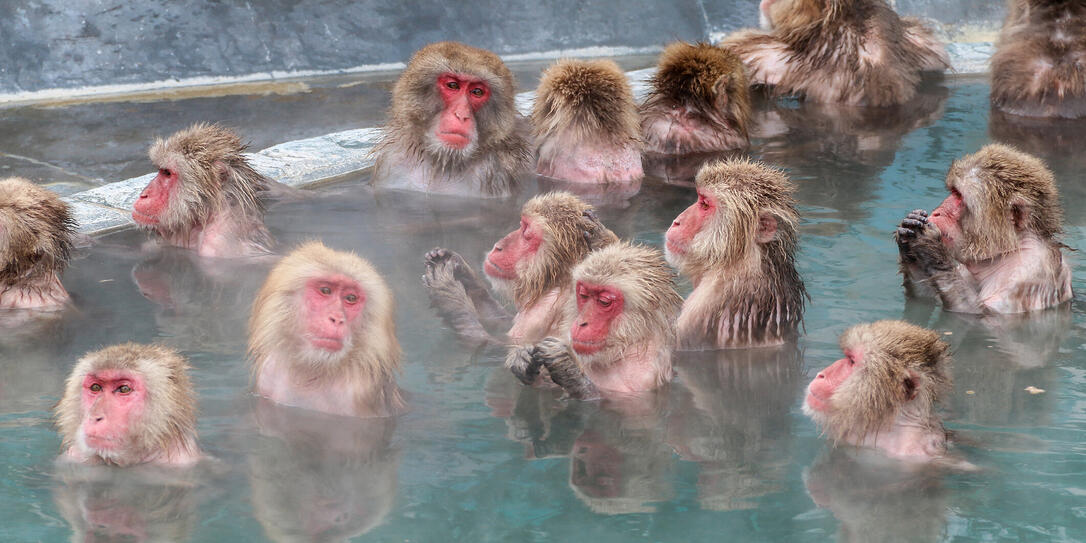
[672,220,680,226]
[578,321,588,327]
[328,314,345,325]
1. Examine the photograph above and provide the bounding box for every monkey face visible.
[484,216,543,281]
[665,191,715,263]
[928,188,965,251]
[133,166,180,226]
[78,369,147,458]
[428,73,490,155]
[301,276,365,354]
[570,281,625,355]
[804,349,860,418]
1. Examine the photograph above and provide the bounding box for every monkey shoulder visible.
[977,239,1073,313]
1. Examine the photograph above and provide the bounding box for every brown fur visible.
[991,0,1086,118]
[641,42,752,153]
[0,177,74,288]
[720,0,948,106]
[672,159,806,348]
[533,59,641,148]
[372,41,533,196]
[248,242,403,416]
[146,123,273,252]
[55,343,199,466]
[827,320,951,444]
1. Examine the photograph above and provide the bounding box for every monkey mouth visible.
[84,434,122,450]
[483,258,516,280]
[131,210,159,225]
[571,339,604,355]
[805,391,830,413]
[664,239,686,254]
[308,336,345,352]
[437,131,471,149]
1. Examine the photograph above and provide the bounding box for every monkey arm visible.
[425,248,511,328]
[505,345,543,385]
[533,337,601,401]
[422,254,504,345]
[895,209,943,299]
[895,211,984,313]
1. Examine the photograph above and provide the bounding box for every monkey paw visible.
[535,337,571,361]
[895,209,929,243]
[425,247,482,288]
[581,209,614,251]
[506,345,542,385]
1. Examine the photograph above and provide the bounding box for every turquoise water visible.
[1,77,1085,542]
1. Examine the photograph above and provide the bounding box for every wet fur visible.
[0,177,75,306]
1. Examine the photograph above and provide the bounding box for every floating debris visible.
[1025,386,1045,395]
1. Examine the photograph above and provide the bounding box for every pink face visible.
[665,191,715,254]
[435,73,491,149]
[570,281,624,355]
[805,348,861,413]
[80,370,147,451]
[928,188,964,248]
[303,276,365,352]
[132,168,178,225]
[484,216,543,280]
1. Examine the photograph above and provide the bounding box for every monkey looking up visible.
[0,177,75,310]
[720,0,948,106]
[532,59,643,184]
[372,41,533,197]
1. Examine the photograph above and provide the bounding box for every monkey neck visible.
[0,272,69,310]
[582,338,670,394]
[861,408,946,460]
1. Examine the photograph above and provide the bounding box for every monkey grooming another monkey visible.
[991,0,1086,118]
[423,191,618,346]
[720,0,948,106]
[804,320,952,460]
[532,59,643,184]
[641,42,752,154]
[507,242,682,400]
[665,158,806,349]
[249,242,404,418]
[0,177,75,310]
[132,123,274,258]
[372,41,533,197]
[55,343,201,466]
[895,144,1072,314]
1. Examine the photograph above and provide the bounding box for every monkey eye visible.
[446,81,460,90]
[344,294,358,304]
[470,87,484,97]
[89,383,102,392]
[598,298,612,307]
[117,385,132,394]
[319,286,332,295]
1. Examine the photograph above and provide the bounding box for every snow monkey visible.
[423,191,618,346]
[895,144,1073,314]
[720,0,949,106]
[665,158,806,349]
[532,59,643,183]
[0,177,75,310]
[132,123,274,258]
[55,343,201,466]
[804,320,952,460]
[249,242,404,418]
[641,42,752,154]
[506,242,682,400]
[991,0,1086,118]
[372,41,533,197]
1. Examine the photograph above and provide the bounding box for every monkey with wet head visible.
[0,177,75,310]
[372,41,533,197]
[804,320,952,460]
[132,123,274,258]
[896,144,1073,314]
[720,0,948,106]
[423,191,618,346]
[991,0,1086,118]
[249,242,404,418]
[506,242,682,400]
[532,59,643,184]
[55,343,201,466]
[665,159,807,349]
[641,42,752,155]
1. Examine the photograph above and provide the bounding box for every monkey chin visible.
[74,430,133,466]
[131,209,159,226]
[485,274,515,302]
[426,129,478,163]
[299,336,353,366]
[663,244,686,269]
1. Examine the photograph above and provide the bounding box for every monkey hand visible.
[422,252,493,344]
[581,210,616,251]
[534,337,601,401]
[505,345,543,385]
[895,210,943,261]
[425,247,486,292]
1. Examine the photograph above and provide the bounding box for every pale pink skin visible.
[0,274,69,310]
[536,139,643,184]
[581,340,665,395]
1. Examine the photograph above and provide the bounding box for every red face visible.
[303,276,365,352]
[570,281,624,355]
[435,73,491,149]
[665,191,715,254]
[805,348,861,413]
[928,188,964,248]
[132,168,178,225]
[81,370,147,451]
[484,216,543,280]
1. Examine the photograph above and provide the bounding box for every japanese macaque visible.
[895,144,1073,314]
[132,123,274,258]
[641,42,752,155]
[54,474,198,542]
[506,242,682,400]
[0,177,75,310]
[532,59,643,183]
[804,320,952,460]
[720,0,949,106]
[423,191,617,345]
[55,343,201,467]
[664,158,806,349]
[371,41,533,196]
[248,242,404,418]
[991,0,1086,118]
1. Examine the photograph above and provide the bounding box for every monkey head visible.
[483,191,617,307]
[759,0,825,30]
[665,159,798,278]
[804,321,951,445]
[391,42,518,162]
[929,144,1062,262]
[249,242,399,370]
[55,343,198,466]
[566,243,681,365]
[0,177,75,286]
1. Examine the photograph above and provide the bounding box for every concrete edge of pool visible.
[62,42,993,236]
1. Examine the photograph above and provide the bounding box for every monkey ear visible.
[903,370,920,401]
[756,213,778,244]
[713,75,732,110]
[1010,199,1029,232]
